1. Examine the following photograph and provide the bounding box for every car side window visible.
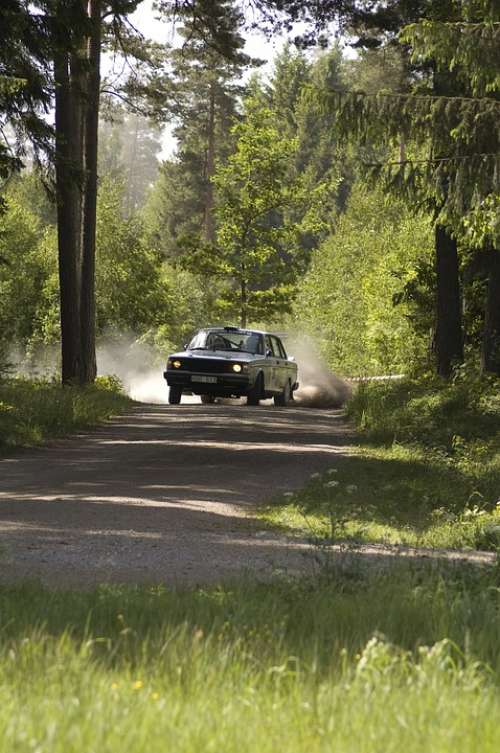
[271,336,284,359]
[276,338,287,359]
[265,336,275,356]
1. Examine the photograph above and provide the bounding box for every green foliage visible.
[292,184,434,375]
[462,193,500,247]
[2,570,500,751]
[344,44,409,96]
[0,377,131,451]
[326,6,500,245]
[204,99,333,325]
[98,110,163,215]
[143,156,209,260]
[146,264,225,353]
[144,0,251,259]
[0,173,180,359]
[0,4,52,177]
[267,43,311,137]
[95,177,170,334]
[0,193,56,351]
[349,369,500,448]
[401,15,500,97]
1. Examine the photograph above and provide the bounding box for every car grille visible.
[181,358,234,374]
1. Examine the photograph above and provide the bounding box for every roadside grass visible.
[1,567,500,752]
[0,376,132,452]
[259,371,500,551]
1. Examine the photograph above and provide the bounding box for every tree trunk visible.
[481,250,500,375]
[240,276,247,328]
[80,0,101,384]
[54,48,82,385]
[125,114,140,217]
[203,80,216,243]
[435,224,463,378]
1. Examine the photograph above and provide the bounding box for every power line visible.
[364,153,500,167]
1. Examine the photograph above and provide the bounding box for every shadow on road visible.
[0,403,356,586]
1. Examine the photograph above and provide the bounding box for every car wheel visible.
[168,386,182,405]
[274,380,291,407]
[200,394,215,404]
[247,374,263,406]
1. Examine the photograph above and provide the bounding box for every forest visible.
[0,0,498,383]
[0,3,500,753]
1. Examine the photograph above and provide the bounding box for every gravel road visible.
[0,402,358,587]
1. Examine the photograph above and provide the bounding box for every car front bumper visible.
[164,370,252,396]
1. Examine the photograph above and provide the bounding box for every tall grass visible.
[0,376,132,451]
[260,371,500,550]
[0,569,500,752]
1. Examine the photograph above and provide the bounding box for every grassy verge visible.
[0,568,499,752]
[0,376,132,452]
[260,371,500,550]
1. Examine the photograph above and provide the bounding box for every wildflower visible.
[346,485,358,494]
[133,680,144,690]
[151,692,160,701]
[111,682,119,691]
[310,473,320,480]
[328,469,338,475]
[325,480,339,488]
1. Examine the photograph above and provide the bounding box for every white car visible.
[164,326,299,406]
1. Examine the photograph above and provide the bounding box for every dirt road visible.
[0,403,355,587]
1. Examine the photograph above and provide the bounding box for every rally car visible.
[163,326,298,406]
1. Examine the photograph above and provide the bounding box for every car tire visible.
[168,386,182,405]
[200,394,215,404]
[274,380,291,407]
[247,374,263,406]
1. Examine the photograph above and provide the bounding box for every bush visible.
[0,377,132,451]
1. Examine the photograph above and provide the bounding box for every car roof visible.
[198,327,283,338]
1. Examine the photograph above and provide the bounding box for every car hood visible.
[169,349,259,362]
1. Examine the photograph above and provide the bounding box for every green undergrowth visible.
[0,376,132,452]
[260,370,500,550]
[0,568,500,752]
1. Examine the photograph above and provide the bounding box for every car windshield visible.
[188,330,264,355]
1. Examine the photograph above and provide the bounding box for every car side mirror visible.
[183,343,188,350]
[266,349,273,357]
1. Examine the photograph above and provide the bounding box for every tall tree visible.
[402,5,500,374]
[148,0,254,257]
[99,108,162,214]
[52,0,88,384]
[0,1,53,181]
[51,0,145,384]
[193,100,331,326]
[320,1,499,376]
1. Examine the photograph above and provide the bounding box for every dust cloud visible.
[97,339,168,404]
[288,337,352,409]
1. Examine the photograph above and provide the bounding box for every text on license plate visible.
[191,375,217,383]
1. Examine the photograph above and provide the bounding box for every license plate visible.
[191,375,217,383]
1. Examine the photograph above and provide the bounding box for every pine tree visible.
[149,0,254,257]
[318,1,499,376]
[99,109,163,214]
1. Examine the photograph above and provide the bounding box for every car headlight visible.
[169,359,182,369]
[232,363,242,373]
